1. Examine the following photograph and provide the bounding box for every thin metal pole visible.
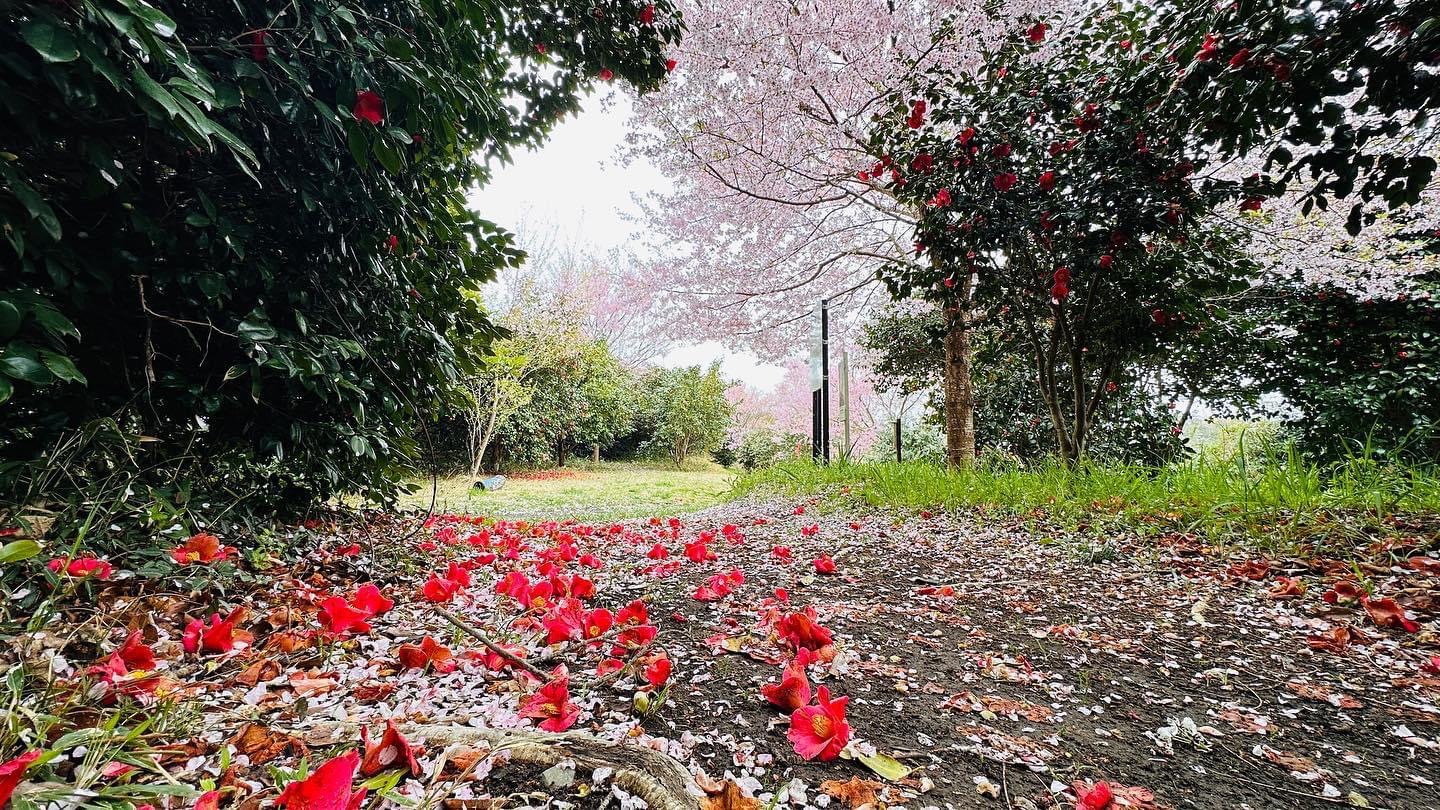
[820,300,830,464]
[895,419,902,463]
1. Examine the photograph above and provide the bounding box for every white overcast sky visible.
[468,92,787,391]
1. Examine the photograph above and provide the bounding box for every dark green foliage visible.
[0,0,681,521]
[1259,275,1440,463]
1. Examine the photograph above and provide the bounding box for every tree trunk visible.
[942,305,976,467]
[592,444,600,463]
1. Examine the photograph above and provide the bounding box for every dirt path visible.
[32,496,1439,810]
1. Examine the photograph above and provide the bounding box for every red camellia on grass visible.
[318,596,372,636]
[519,678,580,732]
[277,750,366,810]
[0,750,43,808]
[171,533,236,565]
[787,686,850,761]
[183,608,247,655]
[48,555,113,580]
[360,720,422,777]
[421,574,460,603]
[117,631,156,671]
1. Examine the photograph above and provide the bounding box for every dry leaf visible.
[821,777,885,810]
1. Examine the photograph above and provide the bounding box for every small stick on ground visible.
[436,607,549,681]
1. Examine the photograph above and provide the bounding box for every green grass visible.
[404,458,735,522]
[732,444,1440,553]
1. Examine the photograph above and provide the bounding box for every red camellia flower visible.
[787,686,850,761]
[761,658,811,711]
[519,678,580,732]
[1027,22,1048,43]
[993,173,1018,192]
[1322,579,1365,605]
[248,30,270,61]
[48,555,113,580]
[360,720,422,777]
[1267,577,1306,599]
[171,533,235,565]
[665,58,678,72]
[813,555,837,575]
[117,630,157,671]
[1038,171,1057,192]
[1364,597,1420,632]
[646,543,669,560]
[617,599,648,626]
[396,636,457,673]
[183,608,246,655]
[927,188,951,208]
[445,562,472,588]
[644,655,672,689]
[277,750,367,810]
[352,90,384,125]
[639,3,655,24]
[422,574,460,603]
[1196,32,1221,61]
[772,545,792,561]
[599,68,615,82]
[992,143,1012,158]
[1099,254,1114,269]
[612,623,658,656]
[684,539,713,563]
[776,607,833,651]
[1074,780,1114,810]
[1239,197,1264,212]
[352,583,393,616]
[1228,47,1250,69]
[0,750,43,809]
[386,234,400,253]
[319,595,372,636]
[907,99,926,129]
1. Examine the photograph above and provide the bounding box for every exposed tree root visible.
[303,721,701,810]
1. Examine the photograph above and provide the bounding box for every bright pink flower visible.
[277,750,366,810]
[787,686,850,761]
[445,562,472,587]
[360,720,422,777]
[520,678,580,732]
[318,596,372,635]
[772,545,792,561]
[171,533,235,565]
[352,90,384,125]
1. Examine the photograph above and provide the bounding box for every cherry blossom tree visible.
[623,0,1064,465]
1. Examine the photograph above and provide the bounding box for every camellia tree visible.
[870,9,1260,461]
[1,0,681,518]
[623,0,1067,466]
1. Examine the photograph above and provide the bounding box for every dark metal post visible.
[820,300,830,464]
[894,419,903,463]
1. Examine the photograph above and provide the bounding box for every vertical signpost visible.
[838,349,850,462]
[809,299,830,464]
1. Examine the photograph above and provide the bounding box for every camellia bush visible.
[1,1,682,526]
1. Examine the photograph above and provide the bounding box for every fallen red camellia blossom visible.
[1363,597,1420,632]
[117,630,157,671]
[318,596,372,636]
[1322,579,1366,605]
[1306,625,1372,653]
[183,608,248,655]
[0,749,42,807]
[351,583,393,616]
[171,533,236,565]
[395,636,457,673]
[644,655,672,689]
[47,555,113,580]
[1072,779,1114,810]
[813,555,837,575]
[360,720,422,777]
[761,658,811,712]
[1267,577,1305,599]
[519,677,580,732]
[421,574,460,603]
[277,750,367,810]
[787,686,850,761]
[776,606,834,651]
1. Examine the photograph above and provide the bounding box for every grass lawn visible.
[404,458,736,521]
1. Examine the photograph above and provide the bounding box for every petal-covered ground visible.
[12,497,1440,810]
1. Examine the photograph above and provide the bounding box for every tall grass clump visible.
[731,437,1440,551]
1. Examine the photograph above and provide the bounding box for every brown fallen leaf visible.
[1286,680,1363,709]
[820,777,885,810]
[236,659,281,687]
[229,723,305,766]
[700,779,761,810]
